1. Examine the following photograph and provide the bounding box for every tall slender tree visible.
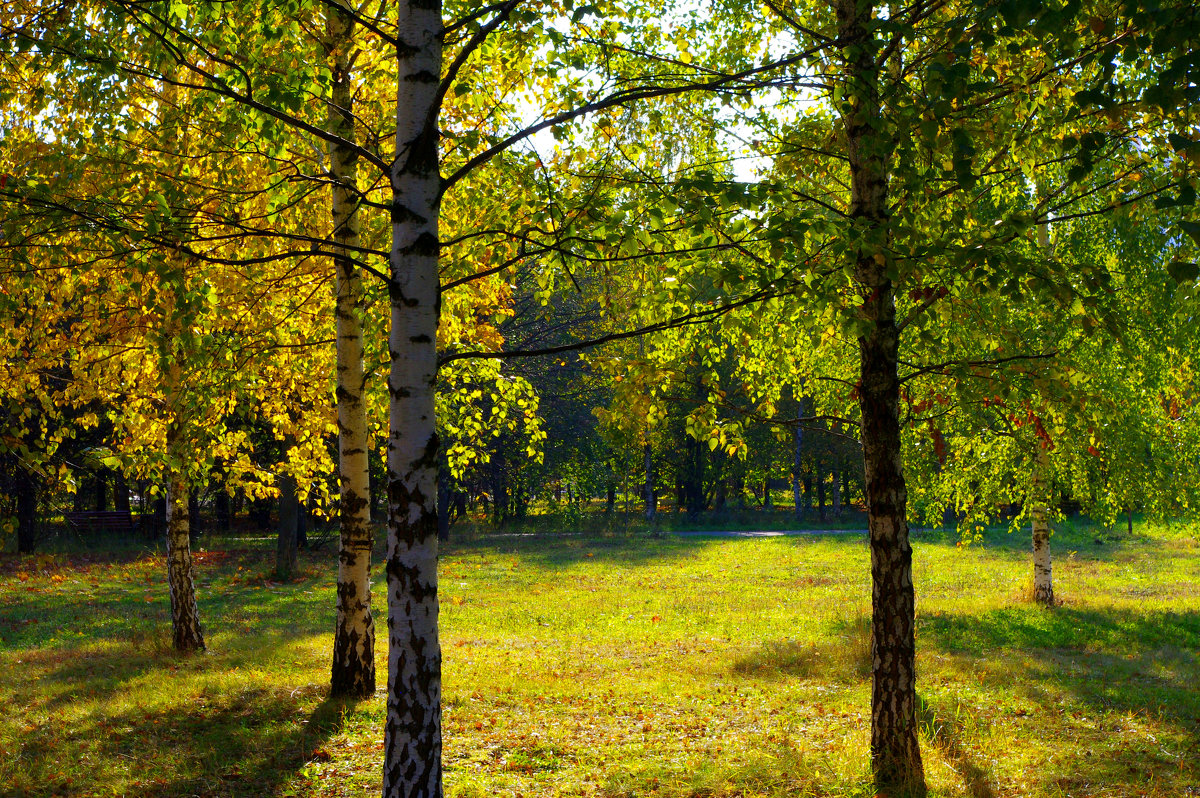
[326,0,377,700]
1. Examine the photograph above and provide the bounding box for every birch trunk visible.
[165,360,205,653]
[385,1,443,794]
[327,0,376,700]
[1031,446,1054,606]
[836,0,925,791]
[1031,217,1055,608]
[160,72,204,655]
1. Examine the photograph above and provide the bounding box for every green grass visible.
[2,520,1198,796]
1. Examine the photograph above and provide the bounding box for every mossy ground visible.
[2,516,1197,796]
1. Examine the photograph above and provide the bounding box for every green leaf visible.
[1180,220,1200,246]
[1168,133,1196,153]
[1167,261,1199,283]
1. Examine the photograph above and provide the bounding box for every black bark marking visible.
[392,201,427,225]
[403,232,440,258]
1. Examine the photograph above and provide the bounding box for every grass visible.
[451,502,872,540]
[1,518,1198,796]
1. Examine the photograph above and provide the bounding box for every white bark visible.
[384,0,443,794]
[1032,215,1055,607]
[1031,443,1054,607]
[328,0,376,700]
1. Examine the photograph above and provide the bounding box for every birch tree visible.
[326,0,377,700]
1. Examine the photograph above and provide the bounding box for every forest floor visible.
[2,518,1198,797]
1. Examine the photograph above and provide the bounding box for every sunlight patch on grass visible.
[2,524,1199,796]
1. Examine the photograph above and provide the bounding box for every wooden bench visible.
[64,510,139,536]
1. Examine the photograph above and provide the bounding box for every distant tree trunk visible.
[249,498,272,530]
[831,468,842,517]
[816,462,827,521]
[16,474,38,553]
[1127,507,1134,535]
[214,490,231,533]
[384,1,443,792]
[838,0,924,790]
[714,479,727,511]
[793,400,804,519]
[276,474,299,580]
[684,436,705,518]
[643,443,655,519]
[605,481,615,514]
[153,497,167,540]
[437,468,451,542]
[490,455,507,525]
[188,492,201,542]
[803,475,813,513]
[113,472,131,514]
[1031,446,1054,606]
[94,471,108,511]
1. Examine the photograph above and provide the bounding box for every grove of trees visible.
[1,0,1196,796]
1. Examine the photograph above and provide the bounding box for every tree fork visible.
[836,0,926,793]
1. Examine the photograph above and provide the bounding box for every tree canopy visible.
[2,0,1197,795]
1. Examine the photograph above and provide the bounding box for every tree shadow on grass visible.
[119,689,353,798]
[921,605,1200,794]
[0,559,330,651]
[730,613,872,683]
[459,522,877,574]
[449,531,715,571]
[12,644,361,798]
[921,606,1200,723]
[911,521,1180,565]
[916,695,997,798]
[921,605,1200,659]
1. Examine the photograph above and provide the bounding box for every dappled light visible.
[2,0,1198,795]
